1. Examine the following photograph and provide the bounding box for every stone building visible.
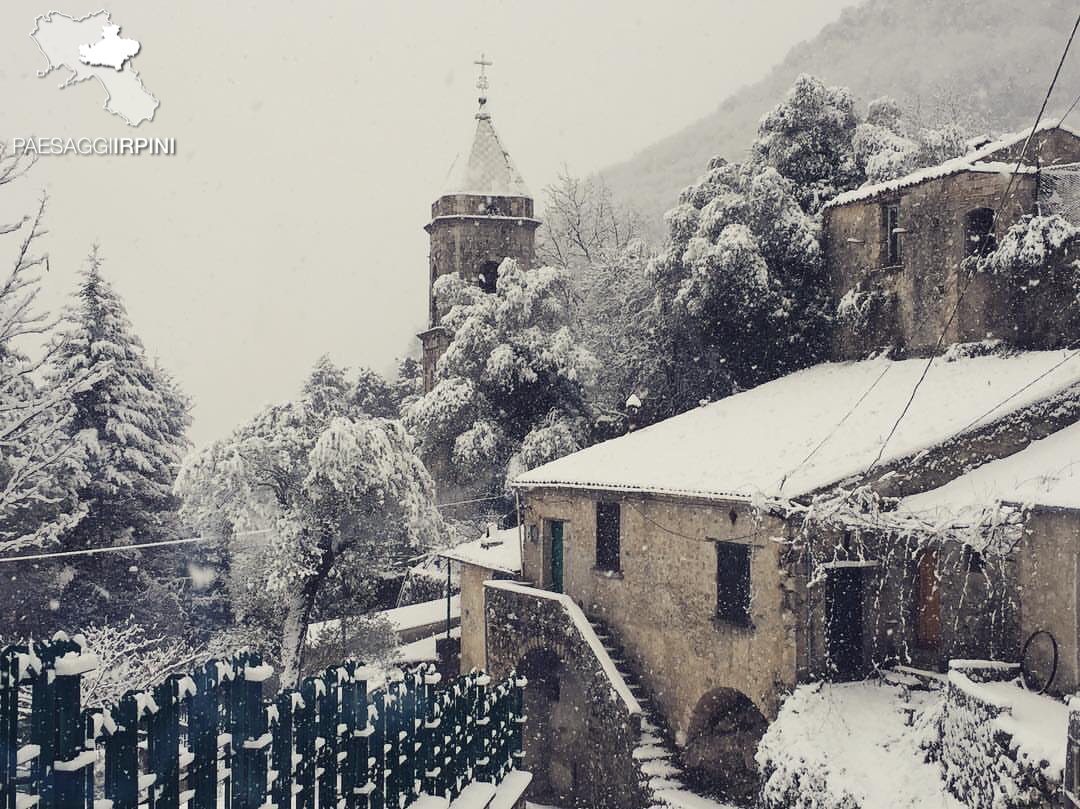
[436,526,521,673]
[418,63,540,394]
[442,121,1080,807]
[823,122,1080,359]
[470,348,1080,806]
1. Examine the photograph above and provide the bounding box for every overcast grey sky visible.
[0,0,855,445]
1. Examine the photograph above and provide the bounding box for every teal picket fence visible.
[0,633,525,809]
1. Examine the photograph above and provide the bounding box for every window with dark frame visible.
[715,541,751,626]
[883,203,902,266]
[595,502,620,572]
[965,208,996,257]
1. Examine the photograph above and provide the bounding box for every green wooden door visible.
[550,521,564,594]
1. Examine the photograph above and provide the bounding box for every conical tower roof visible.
[442,110,531,198]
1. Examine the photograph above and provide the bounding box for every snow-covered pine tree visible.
[45,249,191,627]
[51,249,190,541]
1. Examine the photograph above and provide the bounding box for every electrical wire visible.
[955,346,1080,435]
[0,528,274,564]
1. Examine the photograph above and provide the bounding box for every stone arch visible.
[683,687,769,801]
[516,645,590,807]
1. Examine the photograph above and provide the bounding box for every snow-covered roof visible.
[441,113,530,198]
[900,419,1080,519]
[513,350,1080,502]
[824,120,1080,210]
[438,527,521,574]
[307,595,460,644]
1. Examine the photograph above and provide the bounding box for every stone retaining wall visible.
[942,661,1060,809]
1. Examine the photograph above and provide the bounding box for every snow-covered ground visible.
[757,681,963,809]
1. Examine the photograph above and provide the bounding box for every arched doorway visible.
[518,646,589,806]
[684,688,769,801]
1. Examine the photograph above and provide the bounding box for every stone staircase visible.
[585,616,739,809]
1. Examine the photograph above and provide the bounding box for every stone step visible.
[632,744,674,761]
[640,758,683,779]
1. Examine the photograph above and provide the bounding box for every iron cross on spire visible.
[474,53,492,110]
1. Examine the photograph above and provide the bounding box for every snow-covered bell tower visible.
[418,55,540,393]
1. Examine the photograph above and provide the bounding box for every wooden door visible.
[825,567,863,679]
[550,521,564,594]
[915,549,941,649]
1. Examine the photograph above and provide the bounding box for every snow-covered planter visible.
[942,661,1064,809]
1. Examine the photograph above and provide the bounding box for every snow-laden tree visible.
[394,356,422,416]
[534,171,653,433]
[753,74,863,213]
[176,357,444,686]
[49,249,191,544]
[645,158,830,421]
[536,170,643,271]
[570,239,655,432]
[0,157,104,554]
[405,259,596,497]
[853,96,970,184]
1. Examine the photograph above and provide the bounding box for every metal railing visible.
[0,633,525,809]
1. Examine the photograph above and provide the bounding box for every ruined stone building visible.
[825,122,1080,358]
[442,122,1080,808]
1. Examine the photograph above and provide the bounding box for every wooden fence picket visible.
[0,638,524,809]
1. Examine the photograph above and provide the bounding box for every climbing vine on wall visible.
[770,486,1024,673]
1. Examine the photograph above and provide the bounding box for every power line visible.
[778,364,892,493]
[956,347,1080,435]
[435,494,506,509]
[866,9,1080,473]
[1058,90,1080,127]
[0,528,274,565]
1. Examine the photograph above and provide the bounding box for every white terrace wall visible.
[518,488,799,737]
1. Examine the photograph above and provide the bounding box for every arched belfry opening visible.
[418,55,541,396]
[478,260,500,294]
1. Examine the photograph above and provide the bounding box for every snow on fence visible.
[0,632,525,809]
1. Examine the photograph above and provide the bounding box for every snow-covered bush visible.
[303,612,398,675]
[979,214,1080,283]
[77,619,204,709]
[835,285,896,350]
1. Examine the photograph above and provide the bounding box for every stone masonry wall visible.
[483,582,650,809]
[1017,508,1080,696]
[825,170,1035,359]
[800,526,1018,678]
[518,490,799,737]
[425,195,539,326]
[941,661,1059,809]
